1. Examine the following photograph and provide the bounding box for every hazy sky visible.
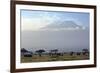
[21,10,89,31]
[21,10,90,52]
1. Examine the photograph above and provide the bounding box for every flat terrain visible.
[21,54,89,63]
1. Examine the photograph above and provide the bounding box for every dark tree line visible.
[35,49,45,57]
[21,48,89,57]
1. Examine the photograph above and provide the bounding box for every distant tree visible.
[35,49,45,57]
[76,52,81,56]
[56,53,63,56]
[49,49,59,57]
[53,49,58,54]
[70,51,74,56]
[21,48,28,53]
[82,49,89,55]
[50,49,58,55]
[21,48,33,57]
[82,49,89,52]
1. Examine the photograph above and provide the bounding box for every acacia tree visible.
[82,49,89,55]
[53,49,58,54]
[35,49,45,57]
[49,49,59,57]
[21,48,28,53]
[70,51,74,56]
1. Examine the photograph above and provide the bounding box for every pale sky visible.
[21,10,90,52]
[21,10,89,31]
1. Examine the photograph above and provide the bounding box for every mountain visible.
[41,21,85,30]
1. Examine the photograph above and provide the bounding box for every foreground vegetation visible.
[21,53,89,63]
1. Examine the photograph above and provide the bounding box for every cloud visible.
[21,17,51,31]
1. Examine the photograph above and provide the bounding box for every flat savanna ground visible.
[21,54,89,63]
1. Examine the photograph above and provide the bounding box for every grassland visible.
[21,53,89,63]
